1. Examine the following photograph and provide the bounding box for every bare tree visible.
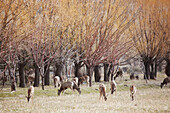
[132,0,169,79]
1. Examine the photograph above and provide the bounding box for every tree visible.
[80,0,140,86]
[0,0,31,91]
[131,0,169,79]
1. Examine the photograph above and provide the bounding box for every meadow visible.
[0,73,169,113]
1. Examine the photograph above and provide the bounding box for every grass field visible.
[0,73,170,113]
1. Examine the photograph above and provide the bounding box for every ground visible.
[0,73,170,113]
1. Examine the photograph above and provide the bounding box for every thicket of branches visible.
[0,0,169,90]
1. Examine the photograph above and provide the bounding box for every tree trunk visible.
[74,62,83,77]
[42,76,45,90]
[104,63,109,81]
[165,60,170,77]
[34,63,40,87]
[11,80,16,92]
[150,63,155,79]
[25,70,28,85]
[86,65,94,87]
[150,60,157,79]
[111,66,116,81]
[154,61,157,78]
[94,65,101,82]
[144,61,150,79]
[55,62,63,78]
[8,68,16,92]
[3,66,6,86]
[158,61,163,72]
[65,62,68,78]
[107,64,113,81]
[18,63,25,88]
[44,64,50,85]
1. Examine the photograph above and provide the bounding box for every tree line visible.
[0,0,169,91]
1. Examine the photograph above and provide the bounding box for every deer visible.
[26,69,35,85]
[72,77,78,85]
[54,76,61,88]
[110,79,117,95]
[27,76,35,85]
[160,77,170,88]
[114,68,123,80]
[58,81,81,96]
[78,75,89,87]
[99,83,107,101]
[26,86,34,102]
[130,85,137,101]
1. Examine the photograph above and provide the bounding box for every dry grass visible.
[0,73,170,113]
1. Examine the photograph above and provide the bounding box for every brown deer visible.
[78,75,89,87]
[110,79,117,95]
[114,68,123,80]
[26,69,35,85]
[99,83,107,101]
[58,81,81,96]
[72,77,78,85]
[130,85,137,101]
[160,77,170,88]
[26,86,34,102]
[27,76,35,85]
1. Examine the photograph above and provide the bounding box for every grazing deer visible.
[114,68,123,80]
[130,85,137,101]
[27,76,35,85]
[72,77,78,85]
[110,79,117,95]
[99,83,107,101]
[54,76,60,88]
[58,81,81,96]
[26,86,34,102]
[160,77,170,88]
[26,69,35,85]
[78,75,89,87]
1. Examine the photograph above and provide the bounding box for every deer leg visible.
[132,95,134,101]
[99,93,102,100]
[62,90,65,96]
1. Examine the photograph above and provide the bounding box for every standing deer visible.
[130,85,137,101]
[26,69,35,85]
[27,76,35,85]
[26,86,34,102]
[110,79,117,95]
[78,75,89,87]
[99,83,107,101]
[54,76,61,88]
[114,68,123,80]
